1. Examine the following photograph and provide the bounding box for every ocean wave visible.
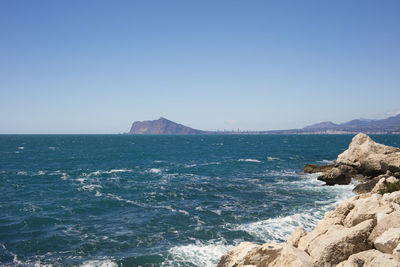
[88,169,132,176]
[233,182,355,243]
[317,159,335,164]
[234,212,321,242]
[105,193,143,207]
[148,168,162,174]
[80,259,118,267]
[18,146,24,150]
[238,159,262,163]
[266,170,300,177]
[267,157,280,161]
[164,206,189,215]
[184,163,198,168]
[185,161,222,167]
[81,184,102,191]
[0,243,24,266]
[163,240,234,267]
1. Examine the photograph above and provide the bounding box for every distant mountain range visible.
[296,114,400,134]
[128,114,400,134]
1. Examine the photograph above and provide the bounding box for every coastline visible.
[218,133,400,266]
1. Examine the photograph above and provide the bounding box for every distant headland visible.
[128,114,400,135]
[129,117,205,134]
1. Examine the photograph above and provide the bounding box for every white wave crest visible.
[61,173,69,180]
[0,243,24,265]
[317,159,335,164]
[89,169,132,176]
[149,168,161,174]
[234,212,321,242]
[266,170,299,177]
[106,193,143,206]
[81,184,102,191]
[18,147,24,150]
[238,159,262,163]
[234,181,355,243]
[163,240,234,267]
[184,164,198,168]
[80,259,117,267]
[267,157,280,161]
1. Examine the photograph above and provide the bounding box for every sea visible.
[1,134,400,267]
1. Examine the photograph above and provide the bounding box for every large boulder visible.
[217,242,283,267]
[286,227,307,248]
[374,228,400,254]
[381,191,400,212]
[313,133,400,186]
[343,193,392,227]
[369,211,400,243]
[306,219,375,266]
[217,242,259,267]
[274,245,313,267]
[317,165,356,185]
[297,197,356,251]
[337,133,400,176]
[336,249,398,267]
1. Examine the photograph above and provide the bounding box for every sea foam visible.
[80,259,117,267]
[164,240,234,267]
[238,159,262,163]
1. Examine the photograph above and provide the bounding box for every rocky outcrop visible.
[336,249,398,267]
[374,228,400,254]
[310,133,400,188]
[218,190,400,267]
[217,242,283,267]
[218,133,400,267]
[336,133,400,176]
[317,164,357,185]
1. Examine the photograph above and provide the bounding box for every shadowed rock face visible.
[129,117,205,134]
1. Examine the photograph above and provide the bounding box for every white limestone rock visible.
[286,227,307,248]
[336,249,398,267]
[307,219,375,267]
[374,228,400,254]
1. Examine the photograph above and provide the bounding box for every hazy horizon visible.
[1,1,400,134]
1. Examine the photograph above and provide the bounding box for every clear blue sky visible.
[1,0,399,133]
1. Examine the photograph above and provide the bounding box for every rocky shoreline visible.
[218,133,400,267]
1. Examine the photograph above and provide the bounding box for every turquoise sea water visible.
[1,134,400,266]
